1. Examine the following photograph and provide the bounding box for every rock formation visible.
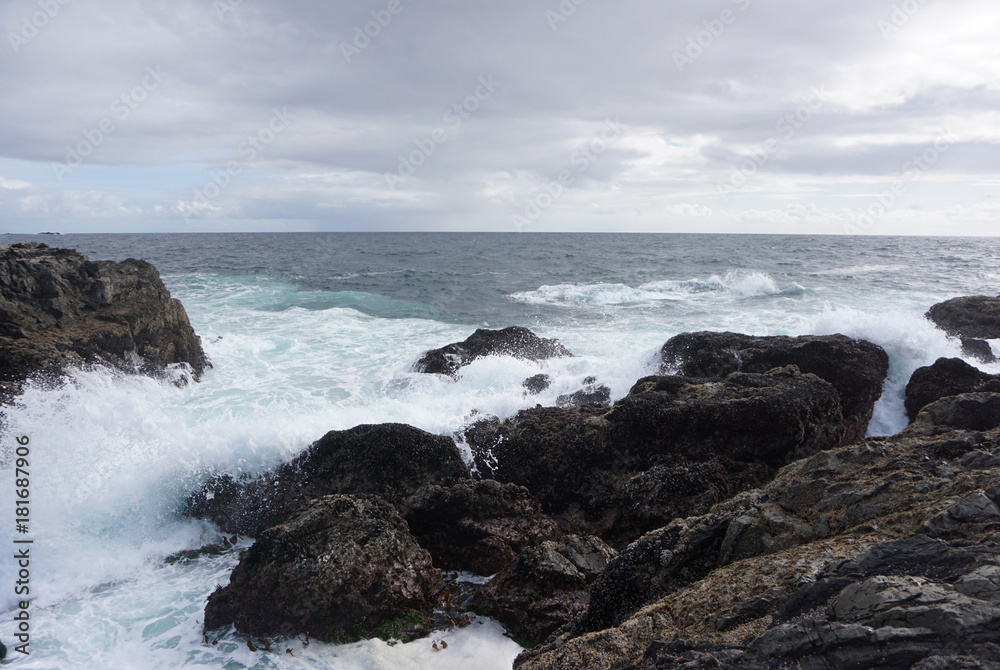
[515,394,1000,670]
[659,332,889,445]
[186,423,470,535]
[413,326,572,376]
[0,242,208,397]
[203,495,443,642]
[468,366,847,546]
[905,357,1000,422]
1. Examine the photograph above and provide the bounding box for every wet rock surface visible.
[658,332,888,445]
[515,418,1000,670]
[203,495,444,642]
[469,366,845,546]
[475,534,617,645]
[927,295,1000,340]
[0,242,208,396]
[186,423,470,535]
[905,357,1000,421]
[413,326,572,376]
[398,479,561,575]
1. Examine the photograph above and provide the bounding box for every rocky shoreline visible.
[3,245,1000,669]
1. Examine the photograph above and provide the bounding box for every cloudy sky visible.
[0,0,998,234]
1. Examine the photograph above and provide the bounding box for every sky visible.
[0,0,998,234]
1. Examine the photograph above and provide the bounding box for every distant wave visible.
[509,271,806,307]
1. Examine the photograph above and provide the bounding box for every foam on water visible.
[509,271,806,309]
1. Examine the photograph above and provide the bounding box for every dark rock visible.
[659,331,889,444]
[608,457,771,547]
[907,393,1000,436]
[964,339,998,364]
[398,479,560,575]
[576,513,732,635]
[905,358,1000,421]
[0,242,208,396]
[556,380,611,408]
[475,534,616,645]
[470,366,843,546]
[928,295,1000,339]
[617,641,748,670]
[522,373,552,395]
[606,367,845,465]
[203,495,443,642]
[413,326,572,376]
[186,423,469,535]
[515,417,1000,670]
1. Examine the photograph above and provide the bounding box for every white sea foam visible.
[509,271,805,308]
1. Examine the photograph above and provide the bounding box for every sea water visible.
[2,232,999,669]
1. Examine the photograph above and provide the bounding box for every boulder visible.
[927,295,1000,339]
[413,326,572,376]
[469,366,845,546]
[0,242,208,396]
[203,495,443,642]
[659,332,889,444]
[904,358,1000,421]
[398,479,561,575]
[475,534,617,645]
[186,423,470,535]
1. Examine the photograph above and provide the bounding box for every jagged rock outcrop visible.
[186,423,470,535]
[398,479,561,575]
[927,295,1000,339]
[469,366,845,546]
[659,332,888,444]
[203,495,443,642]
[0,242,208,396]
[514,401,1000,670]
[905,357,1000,421]
[475,534,617,645]
[413,326,572,376]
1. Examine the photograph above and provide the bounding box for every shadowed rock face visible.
[927,295,1000,339]
[203,495,443,642]
[0,242,208,396]
[468,366,845,546]
[412,326,572,376]
[398,479,561,575]
[659,332,889,445]
[905,357,1000,422]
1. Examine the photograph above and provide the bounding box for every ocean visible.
[2,232,999,669]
